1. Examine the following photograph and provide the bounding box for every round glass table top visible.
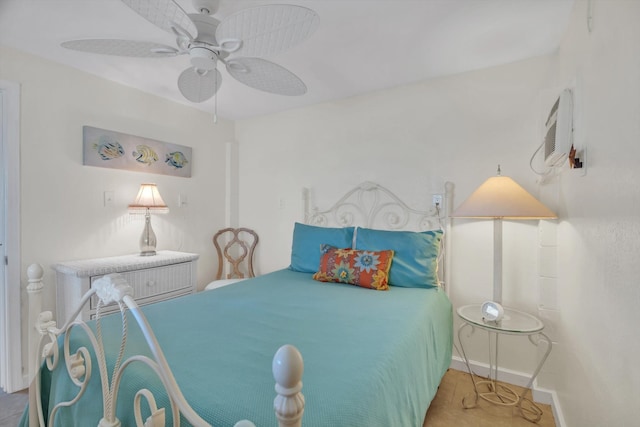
[457,304,544,334]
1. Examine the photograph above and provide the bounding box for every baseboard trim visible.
[449,356,566,427]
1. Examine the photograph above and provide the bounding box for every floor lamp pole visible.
[492,217,503,383]
[493,217,503,304]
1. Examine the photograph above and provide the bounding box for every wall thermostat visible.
[481,301,504,322]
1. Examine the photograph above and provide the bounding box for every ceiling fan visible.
[62,0,320,103]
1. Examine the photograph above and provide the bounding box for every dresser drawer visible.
[89,262,193,310]
[55,251,199,323]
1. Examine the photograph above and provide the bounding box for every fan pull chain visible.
[213,70,218,124]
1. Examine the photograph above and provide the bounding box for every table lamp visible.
[128,183,169,256]
[451,166,557,318]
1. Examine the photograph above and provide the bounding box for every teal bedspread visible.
[22,269,452,427]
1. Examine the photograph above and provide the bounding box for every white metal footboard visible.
[26,264,305,427]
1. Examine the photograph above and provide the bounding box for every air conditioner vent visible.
[544,89,573,167]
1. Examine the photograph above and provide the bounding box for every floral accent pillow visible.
[312,244,394,290]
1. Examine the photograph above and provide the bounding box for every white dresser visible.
[54,250,199,322]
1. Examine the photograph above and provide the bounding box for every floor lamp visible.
[451,167,557,420]
[451,167,557,313]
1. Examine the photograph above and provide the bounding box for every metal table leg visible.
[457,322,553,423]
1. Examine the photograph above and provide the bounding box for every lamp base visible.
[139,210,158,257]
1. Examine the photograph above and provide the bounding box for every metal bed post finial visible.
[273,345,305,427]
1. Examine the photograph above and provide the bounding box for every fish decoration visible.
[83,126,191,177]
[165,151,189,169]
[132,145,158,166]
[93,135,124,160]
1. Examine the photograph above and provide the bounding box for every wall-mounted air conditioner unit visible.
[544,88,574,167]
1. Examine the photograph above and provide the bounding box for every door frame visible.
[0,80,23,392]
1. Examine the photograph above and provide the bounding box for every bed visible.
[23,181,454,427]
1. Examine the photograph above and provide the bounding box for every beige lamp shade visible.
[451,170,556,305]
[451,175,556,219]
[128,183,169,214]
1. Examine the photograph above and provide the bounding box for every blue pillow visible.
[355,227,443,288]
[289,223,355,273]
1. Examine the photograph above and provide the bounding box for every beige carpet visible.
[424,369,556,427]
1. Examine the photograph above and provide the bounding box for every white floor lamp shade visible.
[451,168,557,304]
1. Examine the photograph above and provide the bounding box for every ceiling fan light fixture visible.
[63,0,319,104]
[190,46,218,70]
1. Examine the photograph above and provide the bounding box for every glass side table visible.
[456,304,553,423]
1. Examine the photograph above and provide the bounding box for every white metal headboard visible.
[301,181,454,292]
[303,181,453,230]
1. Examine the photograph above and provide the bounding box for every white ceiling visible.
[0,0,574,120]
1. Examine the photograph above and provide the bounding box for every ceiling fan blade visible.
[225,58,306,96]
[61,39,180,57]
[178,67,221,103]
[216,5,319,58]
[120,0,197,39]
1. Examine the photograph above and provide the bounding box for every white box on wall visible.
[538,276,559,309]
[538,246,558,278]
[539,220,558,246]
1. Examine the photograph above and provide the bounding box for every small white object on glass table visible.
[456,304,552,423]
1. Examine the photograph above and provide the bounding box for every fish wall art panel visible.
[82,126,192,178]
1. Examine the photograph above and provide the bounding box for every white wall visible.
[236,53,558,374]
[544,1,640,425]
[0,46,234,375]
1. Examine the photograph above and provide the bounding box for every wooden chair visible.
[205,227,259,291]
